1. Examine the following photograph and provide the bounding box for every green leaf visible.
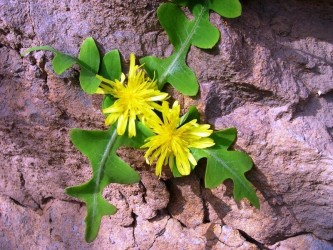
[21,46,77,75]
[102,95,116,113]
[192,128,259,208]
[141,2,217,96]
[130,122,155,148]
[173,0,242,18]
[179,105,200,125]
[209,0,242,18]
[52,53,77,75]
[100,49,122,81]
[171,162,183,177]
[210,127,237,150]
[66,124,152,242]
[141,0,241,96]
[99,50,122,111]
[78,37,101,94]
[21,45,57,56]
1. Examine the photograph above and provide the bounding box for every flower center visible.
[161,124,185,149]
[118,86,140,109]
[122,90,134,103]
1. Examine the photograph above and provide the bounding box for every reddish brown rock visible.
[167,175,205,228]
[1,0,333,249]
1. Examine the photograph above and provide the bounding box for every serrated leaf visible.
[66,123,152,242]
[142,53,199,96]
[210,127,237,150]
[100,49,122,81]
[141,0,241,96]
[21,46,77,75]
[141,2,218,96]
[192,128,259,208]
[78,37,101,94]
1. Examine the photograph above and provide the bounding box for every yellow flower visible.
[95,53,168,137]
[142,101,215,176]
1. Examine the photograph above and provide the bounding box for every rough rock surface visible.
[1,0,333,249]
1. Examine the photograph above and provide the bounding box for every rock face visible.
[1,0,333,249]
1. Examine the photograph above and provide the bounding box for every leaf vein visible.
[159,4,207,83]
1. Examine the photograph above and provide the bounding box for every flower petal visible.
[128,114,136,138]
[105,114,119,126]
[142,101,215,177]
[117,111,128,135]
[95,53,168,137]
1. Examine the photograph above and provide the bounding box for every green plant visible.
[22,0,259,243]
[142,0,241,96]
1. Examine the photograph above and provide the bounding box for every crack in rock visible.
[26,0,39,43]
[238,229,270,250]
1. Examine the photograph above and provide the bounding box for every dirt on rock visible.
[1,0,333,249]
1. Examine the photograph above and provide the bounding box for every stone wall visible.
[1,0,333,249]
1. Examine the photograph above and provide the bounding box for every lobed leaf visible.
[21,39,105,94]
[21,46,77,75]
[66,123,153,242]
[78,37,101,94]
[179,105,201,125]
[141,0,241,96]
[173,0,242,18]
[192,128,260,208]
[210,127,237,150]
[100,49,122,81]
[99,49,122,110]
[209,0,242,18]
